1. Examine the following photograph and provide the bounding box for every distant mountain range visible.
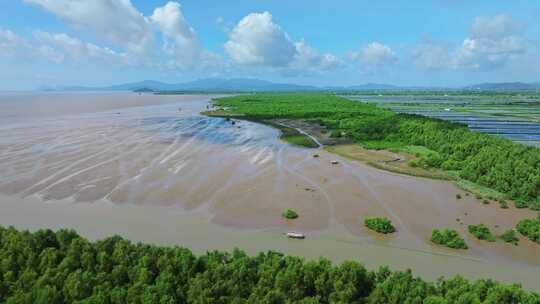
[463,82,540,91]
[39,78,540,92]
[41,78,319,92]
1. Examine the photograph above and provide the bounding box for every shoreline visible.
[203,98,511,204]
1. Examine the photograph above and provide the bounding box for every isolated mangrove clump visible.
[282,208,299,219]
[500,229,519,245]
[364,217,396,234]
[516,214,540,244]
[431,229,468,249]
[468,224,495,242]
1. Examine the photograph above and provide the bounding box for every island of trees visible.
[1,226,538,303]
[517,214,540,244]
[364,217,396,234]
[282,208,299,219]
[468,224,496,242]
[431,229,468,249]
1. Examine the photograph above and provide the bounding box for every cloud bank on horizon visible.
[0,0,539,89]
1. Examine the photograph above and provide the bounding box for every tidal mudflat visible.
[0,93,539,290]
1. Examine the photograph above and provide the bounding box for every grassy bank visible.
[209,93,540,207]
[325,144,451,180]
[261,120,319,148]
[203,110,318,148]
[1,226,538,303]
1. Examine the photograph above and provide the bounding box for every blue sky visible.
[1,0,539,90]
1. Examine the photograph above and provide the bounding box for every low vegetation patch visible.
[397,145,439,158]
[515,199,529,209]
[364,216,396,234]
[264,120,319,148]
[516,214,540,244]
[282,208,299,219]
[283,134,318,148]
[326,144,450,180]
[1,226,538,303]
[500,229,519,245]
[528,201,540,211]
[454,179,506,202]
[361,140,403,150]
[468,224,495,242]
[431,229,468,249]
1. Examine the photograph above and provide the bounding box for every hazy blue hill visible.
[464,82,540,91]
[346,83,401,90]
[172,78,318,91]
[38,79,404,92]
[39,79,540,93]
[43,78,319,92]
[106,80,179,91]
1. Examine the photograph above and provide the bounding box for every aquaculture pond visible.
[345,94,540,147]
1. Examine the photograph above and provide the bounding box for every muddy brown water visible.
[0,93,539,290]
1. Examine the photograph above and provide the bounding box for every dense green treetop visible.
[0,226,538,303]
[468,224,496,242]
[282,208,299,219]
[517,214,540,244]
[500,229,520,245]
[364,217,396,234]
[431,229,468,249]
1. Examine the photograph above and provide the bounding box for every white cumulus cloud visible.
[151,2,200,56]
[24,0,154,55]
[0,28,28,57]
[358,42,397,66]
[453,14,525,69]
[411,40,451,70]
[282,40,342,76]
[225,11,341,76]
[294,40,342,71]
[34,31,127,64]
[470,14,522,40]
[225,12,297,66]
[410,15,527,71]
[23,0,215,70]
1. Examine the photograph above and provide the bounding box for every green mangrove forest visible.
[1,226,539,303]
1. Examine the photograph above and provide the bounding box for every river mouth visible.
[0,92,539,290]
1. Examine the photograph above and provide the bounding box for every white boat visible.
[286,232,305,239]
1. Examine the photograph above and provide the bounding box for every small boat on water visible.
[286,232,305,239]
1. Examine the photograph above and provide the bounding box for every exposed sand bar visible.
[0,93,539,290]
